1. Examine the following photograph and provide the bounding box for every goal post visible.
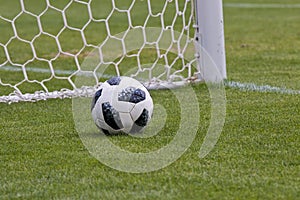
[195,0,227,81]
[0,0,226,103]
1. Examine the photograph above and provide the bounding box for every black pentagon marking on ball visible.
[101,128,111,136]
[91,89,102,111]
[129,88,146,103]
[118,87,135,102]
[102,102,123,130]
[134,108,149,127]
[107,76,121,85]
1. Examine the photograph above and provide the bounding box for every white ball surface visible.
[91,76,153,135]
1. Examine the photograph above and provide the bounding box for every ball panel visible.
[95,118,109,131]
[118,86,135,102]
[134,108,149,127]
[129,88,145,103]
[101,128,111,135]
[102,102,123,130]
[100,84,116,102]
[91,76,153,135]
[112,100,135,113]
[91,88,102,111]
[144,89,154,113]
[91,101,103,124]
[119,112,134,133]
[118,86,146,104]
[118,76,143,89]
[129,123,145,134]
[130,99,153,122]
[107,76,121,85]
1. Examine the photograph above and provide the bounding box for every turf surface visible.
[0,0,300,199]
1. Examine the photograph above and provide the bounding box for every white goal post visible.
[195,0,226,80]
[0,0,226,103]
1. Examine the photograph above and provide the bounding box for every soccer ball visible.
[91,76,153,135]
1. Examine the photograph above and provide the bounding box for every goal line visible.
[0,64,298,100]
[225,81,300,95]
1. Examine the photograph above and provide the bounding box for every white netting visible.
[0,0,200,103]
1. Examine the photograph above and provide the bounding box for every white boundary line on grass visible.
[0,65,74,75]
[225,81,300,95]
[0,65,112,78]
[0,65,299,95]
[224,3,300,8]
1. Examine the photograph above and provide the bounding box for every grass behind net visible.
[0,0,193,96]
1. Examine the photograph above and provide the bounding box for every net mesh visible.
[0,0,199,103]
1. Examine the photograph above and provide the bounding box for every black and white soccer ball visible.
[91,76,153,135]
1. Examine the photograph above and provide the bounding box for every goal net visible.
[0,0,226,103]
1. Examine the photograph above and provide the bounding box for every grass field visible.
[1,0,300,199]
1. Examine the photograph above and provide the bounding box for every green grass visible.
[0,0,193,95]
[1,0,300,199]
[225,5,300,89]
